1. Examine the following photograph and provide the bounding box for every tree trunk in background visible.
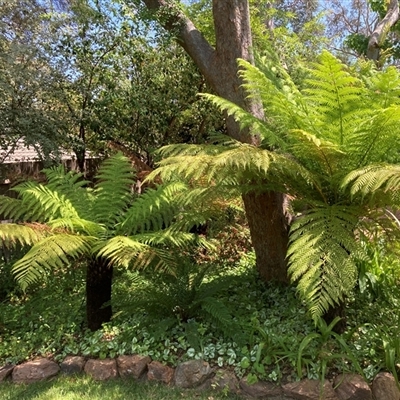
[141,0,290,283]
[243,191,290,283]
[86,257,113,331]
[367,0,399,62]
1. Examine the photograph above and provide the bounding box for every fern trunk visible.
[86,257,113,331]
[243,191,290,283]
[323,301,347,334]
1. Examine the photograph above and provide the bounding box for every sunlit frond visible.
[12,234,96,290]
[288,205,361,320]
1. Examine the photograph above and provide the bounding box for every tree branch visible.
[367,0,399,61]
[141,0,216,84]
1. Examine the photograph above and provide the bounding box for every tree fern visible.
[148,50,400,321]
[0,152,210,329]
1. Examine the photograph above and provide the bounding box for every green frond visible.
[343,164,400,203]
[288,205,360,320]
[0,195,23,220]
[238,58,306,135]
[95,236,147,268]
[135,230,213,252]
[91,153,135,229]
[153,142,273,186]
[12,234,96,290]
[42,165,91,215]
[303,51,364,146]
[48,217,106,237]
[350,107,400,167]
[0,223,47,247]
[200,93,287,148]
[120,182,187,235]
[366,66,400,108]
[96,236,176,274]
[289,129,345,177]
[10,182,80,222]
[155,133,238,159]
[43,165,88,191]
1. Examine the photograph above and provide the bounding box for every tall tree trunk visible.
[141,0,290,283]
[367,0,399,62]
[243,191,290,283]
[86,257,113,331]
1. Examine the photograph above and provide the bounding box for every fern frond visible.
[366,66,400,108]
[96,236,177,274]
[0,223,47,247]
[151,143,274,186]
[91,153,135,229]
[289,129,345,177]
[10,182,80,222]
[155,133,238,159]
[350,107,400,168]
[42,165,91,215]
[288,205,360,320]
[135,230,213,252]
[200,93,287,148]
[48,217,106,237]
[238,58,306,135]
[12,234,96,289]
[0,195,23,220]
[120,182,187,235]
[304,51,364,146]
[343,163,400,203]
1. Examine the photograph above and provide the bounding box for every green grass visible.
[0,375,242,400]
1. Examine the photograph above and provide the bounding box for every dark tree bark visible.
[323,301,346,334]
[141,0,290,283]
[86,257,113,331]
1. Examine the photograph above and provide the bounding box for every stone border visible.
[1,356,399,400]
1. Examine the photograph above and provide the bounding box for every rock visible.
[283,379,338,400]
[117,355,151,379]
[147,361,174,385]
[211,369,239,394]
[334,374,372,400]
[12,358,60,384]
[0,365,14,382]
[174,360,213,389]
[372,372,400,400]
[84,359,118,381]
[60,356,86,375]
[240,377,283,398]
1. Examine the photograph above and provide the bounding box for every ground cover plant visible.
[1,241,400,385]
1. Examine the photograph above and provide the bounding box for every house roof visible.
[1,139,81,164]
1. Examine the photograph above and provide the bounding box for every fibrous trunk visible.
[86,257,113,331]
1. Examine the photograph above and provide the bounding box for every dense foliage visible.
[1,247,400,384]
[1,0,400,392]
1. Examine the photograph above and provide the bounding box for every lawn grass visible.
[0,375,242,400]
